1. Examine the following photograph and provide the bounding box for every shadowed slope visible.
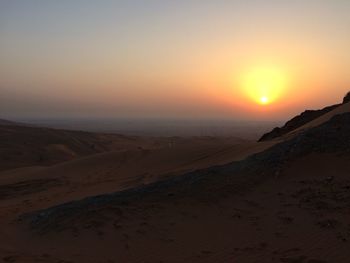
[259,92,350,142]
[258,104,339,141]
[0,137,270,215]
[11,113,350,263]
[282,101,350,139]
[26,112,350,229]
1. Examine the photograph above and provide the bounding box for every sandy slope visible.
[2,154,350,263]
[0,137,273,210]
[0,106,349,262]
[0,136,277,263]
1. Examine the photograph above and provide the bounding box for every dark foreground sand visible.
[2,154,349,263]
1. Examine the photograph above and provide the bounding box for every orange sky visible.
[1,1,350,120]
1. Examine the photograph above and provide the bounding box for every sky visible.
[1,0,350,120]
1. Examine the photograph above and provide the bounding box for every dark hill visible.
[343,91,350,104]
[258,91,350,141]
[0,119,24,126]
[258,104,339,141]
[0,124,147,171]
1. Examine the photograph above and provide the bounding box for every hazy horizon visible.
[1,0,350,121]
[5,116,279,139]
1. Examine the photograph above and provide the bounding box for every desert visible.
[0,96,349,262]
[2,1,350,262]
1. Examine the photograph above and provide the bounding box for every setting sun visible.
[260,96,269,105]
[241,66,288,106]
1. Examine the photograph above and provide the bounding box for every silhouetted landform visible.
[24,118,278,139]
[0,120,249,172]
[26,112,350,231]
[343,91,350,104]
[0,123,152,171]
[258,104,339,141]
[0,119,24,126]
[258,92,350,141]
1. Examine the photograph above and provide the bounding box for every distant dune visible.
[0,135,273,210]
[0,119,24,126]
[0,123,171,171]
[0,94,350,262]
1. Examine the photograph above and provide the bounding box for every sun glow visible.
[241,66,288,106]
[260,96,269,104]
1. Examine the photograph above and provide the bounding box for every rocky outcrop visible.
[258,104,339,141]
[343,92,350,104]
[259,92,350,142]
[252,112,350,170]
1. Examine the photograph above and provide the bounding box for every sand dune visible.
[0,103,349,262]
[0,135,275,263]
[0,123,171,171]
[0,137,273,211]
[17,154,349,263]
[0,119,23,126]
[3,112,349,263]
